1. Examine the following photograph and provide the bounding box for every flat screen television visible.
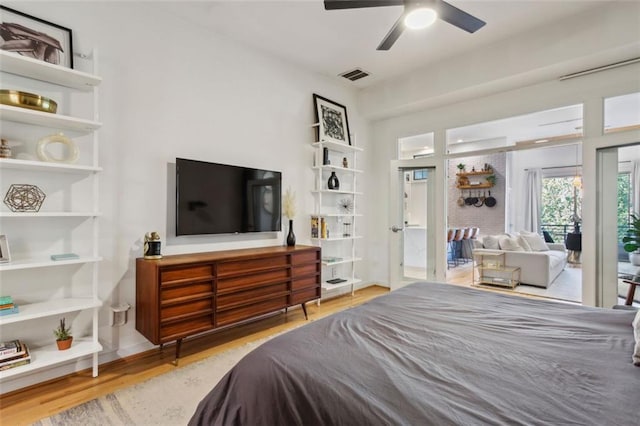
[176,158,282,236]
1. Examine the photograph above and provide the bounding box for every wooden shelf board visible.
[0,339,102,380]
[0,158,101,173]
[0,298,102,325]
[0,257,102,271]
[457,183,493,189]
[0,51,102,90]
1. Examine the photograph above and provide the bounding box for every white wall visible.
[1,1,373,391]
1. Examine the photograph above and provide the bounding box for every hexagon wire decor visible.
[4,184,46,212]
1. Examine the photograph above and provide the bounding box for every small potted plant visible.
[456,163,466,172]
[486,174,496,186]
[622,212,640,266]
[54,317,73,350]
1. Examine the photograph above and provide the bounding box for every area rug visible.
[513,267,582,303]
[33,337,271,426]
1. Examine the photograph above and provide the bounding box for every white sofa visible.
[472,233,567,288]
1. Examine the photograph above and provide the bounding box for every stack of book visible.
[0,340,31,371]
[0,296,18,316]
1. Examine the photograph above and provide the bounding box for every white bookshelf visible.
[0,51,103,385]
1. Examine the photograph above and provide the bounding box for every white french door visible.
[389,166,436,290]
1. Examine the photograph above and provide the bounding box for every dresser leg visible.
[173,338,183,365]
[301,303,308,320]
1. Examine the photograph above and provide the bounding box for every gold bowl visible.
[0,90,57,113]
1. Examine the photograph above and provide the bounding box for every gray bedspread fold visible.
[189,282,638,426]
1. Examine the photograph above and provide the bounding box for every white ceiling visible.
[161,0,610,88]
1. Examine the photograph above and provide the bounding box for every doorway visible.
[389,166,436,290]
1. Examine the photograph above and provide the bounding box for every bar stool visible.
[447,228,456,268]
[461,227,472,263]
[452,228,465,266]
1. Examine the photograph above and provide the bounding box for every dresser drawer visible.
[217,282,288,310]
[161,281,213,301]
[160,314,214,341]
[161,265,213,284]
[216,295,288,327]
[290,287,320,305]
[291,275,319,291]
[218,255,288,276]
[217,269,289,293]
[292,263,319,278]
[161,298,213,321]
[291,249,319,265]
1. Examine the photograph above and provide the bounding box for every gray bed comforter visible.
[189,282,639,426]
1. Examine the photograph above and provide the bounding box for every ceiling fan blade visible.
[436,0,486,33]
[376,13,406,51]
[324,0,403,10]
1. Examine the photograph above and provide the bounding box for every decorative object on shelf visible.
[343,222,352,237]
[343,157,348,168]
[54,317,73,351]
[486,174,496,186]
[328,171,340,190]
[323,147,330,165]
[313,93,351,145]
[0,235,10,263]
[0,5,74,68]
[3,183,46,212]
[339,197,353,214]
[50,253,79,261]
[36,132,79,163]
[0,139,11,158]
[311,216,319,238]
[0,295,19,316]
[457,163,466,172]
[623,212,640,266]
[321,217,328,239]
[283,187,296,246]
[0,89,57,113]
[143,232,162,259]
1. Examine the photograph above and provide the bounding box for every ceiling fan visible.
[324,0,486,50]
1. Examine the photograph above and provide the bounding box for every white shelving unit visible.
[310,139,363,296]
[0,50,103,384]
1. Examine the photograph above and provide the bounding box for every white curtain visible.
[523,168,542,233]
[633,161,640,215]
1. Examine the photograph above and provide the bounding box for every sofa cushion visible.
[520,232,549,252]
[483,235,500,250]
[499,236,524,251]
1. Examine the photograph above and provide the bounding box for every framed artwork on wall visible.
[313,94,351,146]
[0,5,74,69]
[0,235,10,263]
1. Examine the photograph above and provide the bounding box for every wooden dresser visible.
[136,245,320,359]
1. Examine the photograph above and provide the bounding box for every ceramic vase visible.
[328,171,340,190]
[286,220,296,246]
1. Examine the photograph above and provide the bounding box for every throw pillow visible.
[520,233,549,252]
[518,235,532,252]
[633,310,640,366]
[483,235,500,250]
[499,236,524,251]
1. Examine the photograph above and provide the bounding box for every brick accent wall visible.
[448,153,506,237]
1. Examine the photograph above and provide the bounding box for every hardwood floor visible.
[0,286,389,425]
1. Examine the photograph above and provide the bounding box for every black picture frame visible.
[0,5,74,69]
[313,94,351,146]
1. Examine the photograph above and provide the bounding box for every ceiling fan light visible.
[404,8,437,30]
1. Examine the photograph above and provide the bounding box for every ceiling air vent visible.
[339,68,370,82]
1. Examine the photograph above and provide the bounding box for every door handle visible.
[391,225,404,233]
